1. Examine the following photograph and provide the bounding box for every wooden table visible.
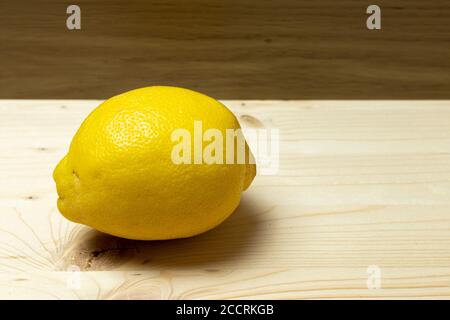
[3,1,450,100]
[1,100,450,299]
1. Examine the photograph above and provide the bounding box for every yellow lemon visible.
[54,86,256,240]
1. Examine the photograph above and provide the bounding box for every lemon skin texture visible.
[54,86,256,240]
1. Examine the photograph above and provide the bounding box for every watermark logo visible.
[66,5,81,30]
[171,121,279,175]
[66,264,81,290]
[366,265,382,290]
[366,5,381,30]
[242,127,279,176]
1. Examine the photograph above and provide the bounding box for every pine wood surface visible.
[0,99,449,299]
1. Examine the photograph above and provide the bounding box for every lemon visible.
[54,86,256,240]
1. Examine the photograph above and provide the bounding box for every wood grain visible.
[1,100,450,299]
[0,0,449,99]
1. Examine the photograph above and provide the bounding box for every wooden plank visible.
[0,100,450,299]
[2,268,450,299]
[1,0,449,99]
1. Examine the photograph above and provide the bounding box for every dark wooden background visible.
[0,0,449,99]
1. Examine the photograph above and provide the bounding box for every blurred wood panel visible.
[1,99,450,298]
[0,0,449,99]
